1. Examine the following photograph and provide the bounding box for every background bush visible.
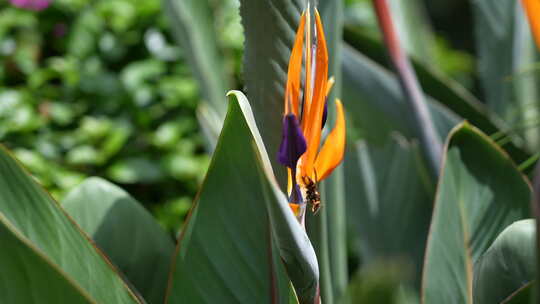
[0,0,243,233]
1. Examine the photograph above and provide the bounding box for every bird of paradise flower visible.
[277,6,346,225]
[522,0,540,49]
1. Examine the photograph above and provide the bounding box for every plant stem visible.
[372,0,443,176]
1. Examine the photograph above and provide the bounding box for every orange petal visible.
[302,8,312,125]
[287,167,292,195]
[522,0,540,50]
[303,7,312,118]
[289,203,301,217]
[326,76,335,96]
[284,13,306,115]
[314,100,346,181]
[301,8,329,179]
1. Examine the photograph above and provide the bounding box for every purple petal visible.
[278,114,307,168]
[289,183,304,205]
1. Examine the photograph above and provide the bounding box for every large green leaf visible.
[342,45,460,144]
[0,147,141,303]
[162,0,228,117]
[345,133,433,285]
[0,220,92,303]
[421,123,531,304]
[238,0,302,186]
[473,0,539,150]
[502,282,533,304]
[343,29,531,165]
[343,28,498,134]
[62,177,175,304]
[234,89,320,304]
[166,91,319,304]
[474,219,535,304]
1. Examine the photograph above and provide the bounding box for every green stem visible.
[372,0,443,177]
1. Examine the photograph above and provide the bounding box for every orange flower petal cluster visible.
[278,8,346,214]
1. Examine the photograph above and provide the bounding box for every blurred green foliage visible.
[0,0,242,233]
[344,0,474,88]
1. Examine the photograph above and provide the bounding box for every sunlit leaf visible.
[422,123,531,303]
[62,177,175,304]
[346,133,432,286]
[473,219,535,304]
[0,147,141,303]
[166,91,319,304]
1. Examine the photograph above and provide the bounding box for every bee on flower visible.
[277,5,346,222]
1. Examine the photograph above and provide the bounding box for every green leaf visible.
[0,221,93,303]
[238,0,302,186]
[230,91,319,304]
[342,45,460,144]
[473,0,540,150]
[162,0,228,116]
[166,91,319,304]
[107,157,163,184]
[474,219,535,304]
[343,28,483,128]
[343,29,531,165]
[346,133,433,285]
[62,177,175,304]
[0,147,141,303]
[421,123,531,304]
[502,282,533,304]
[229,91,319,304]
